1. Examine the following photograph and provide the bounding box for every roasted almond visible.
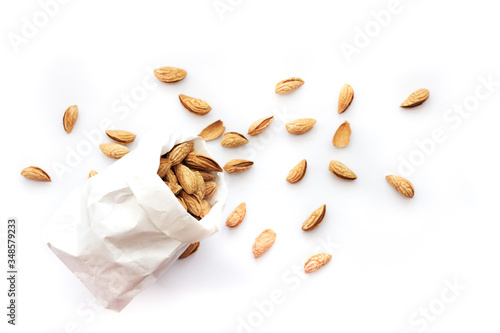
[332,121,351,148]
[105,130,136,144]
[165,182,183,195]
[157,158,172,179]
[167,141,195,165]
[223,159,254,174]
[338,84,354,114]
[184,152,223,172]
[180,191,203,216]
[286,118,316,135]
[198,120,225,141]
[200,200,211,218]
[226,203,246,228]
[302,204,326,231]
[401,88,429,108]
[88,170,98,178]
[204,181,217,198]
[304,253,332,273]
[199,171,216,181]
[63,105,78,134]
[248,116,274,136]
[328,160,357,180]
[179,242,199,259]
[21,166,51,182]
[221,132,249,147]
[174,164,197,194]
[99,143,130,159]
[386,175,415,198]
[275,77,304,95]
[179,94,211,116]
[154,67,187,83]
[252,229,276,258]
[286,159,307,184]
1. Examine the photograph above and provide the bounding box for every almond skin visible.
[21,166,51,182]
[286,159,307,184]
[63,105,78,133]
[302,204,326,231]
[167,141,195,165]
[338,84,354,114]
[174,164,197,195]
[200,200,211,218]
[88,170,98,178]
[105,130,136,144]
[286,118,316,135]
[204,181,217,198]
[386,175,415,198]
[198,120,225,141]
[184,152,223,172]
[180,191,203,216]
[226,203,246,228]
[304,253,332,273]
[328,160,357,180]
[177,196,188,211]
[248,116,274,136]
[154,67,187,83]
[401,88,429,108]
[275,77,304,95]
[157,158,172,179]
[199,171,216,181]
[165,182,183,195]
[221,132,249,147]
[179,94,211,116]
[223,159,254,174]
[332,121,351,148]
[99,143,130,159]
[252,229,276,258]
[179,242,200,259]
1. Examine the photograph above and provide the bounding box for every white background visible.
[1,0,500,332]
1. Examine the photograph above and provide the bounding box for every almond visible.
[21,166,51,182]
[286,159,307,184]
[275,77,304,95]
[302,204,326,231]
[154,67,187,83]
[105,130,136,144]
[179,94,211,116]
[88,170,98,178]
[184,152,223,172]
[286,118,316,135]
[386,175,415,198]
[338,84,354,114]
[63,105,78,134]
[400,88,429,108]
[199,171,216,181]
[157,158,172,179]
[221,132,249,147]
[177,196,188,211]
[248,116,274,136]
[167,141,195,165]
[332,121,351,148]
[223,159,254,174]
[179,242,199,259]
[99,143,130,159]
[226,203,246,228]
[328,160,357,180]
[204,181,217,198]
[304,253,332,273]
[198,120,225,141]
[174,164,197,194]
[193,171,206,201]
[252,229,276,258]
[166,167,178,184]
[165,182,183,195]
[180,191,203,216]
[200,200,211,218]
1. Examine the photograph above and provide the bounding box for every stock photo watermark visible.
[212,0,244,21]
[397,74,498,177]
[7,0,73,54]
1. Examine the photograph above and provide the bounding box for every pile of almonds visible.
[21,66,430,273]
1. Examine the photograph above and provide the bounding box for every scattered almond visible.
[226,203,246,228]
[286,159,307,184]
[248,116,274,136]
[386,175,415,198]
[174,164,197,195]
[304,253,332,273]
[275,77,304,95]
[221,132,249,147]
[63,105,78,134]
[204,181,217,198]
[105,130,136,144]
[252,229,276,258]
[179,242,199,259]
[332,121,351,148]
[286,118,316,135]
[401,88,429,108]
[302,204,326,231]
[168,142,195,165]
[21,166,51,182]
[88,170,98,178]
[184,152,223,172]
[223,159,254,174]
[179,94,211,116]
[99,143,130,159]
[338,84,354,114]
[154,67,187,83]
[328,160,357,180]
[198,120,225,141]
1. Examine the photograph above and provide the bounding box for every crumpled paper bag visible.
[44,130,228,311]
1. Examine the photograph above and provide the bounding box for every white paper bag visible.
[44,130,228,311]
